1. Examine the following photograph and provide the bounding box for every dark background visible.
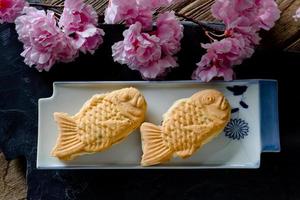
[0,22,299,200]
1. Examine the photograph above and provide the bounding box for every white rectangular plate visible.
[38,80,262,169]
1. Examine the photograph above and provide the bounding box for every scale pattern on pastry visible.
[140,89,231,166]
[51,87,147,160]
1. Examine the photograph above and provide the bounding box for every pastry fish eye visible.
[202,95,215,105]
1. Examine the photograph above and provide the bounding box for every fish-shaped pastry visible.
[51,87,147,160]
[140,89,231,166]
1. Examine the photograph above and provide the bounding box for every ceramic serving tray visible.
[37,80,280,169]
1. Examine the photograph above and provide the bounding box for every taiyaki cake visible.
[51,87,147,160]
[140,89,231,166]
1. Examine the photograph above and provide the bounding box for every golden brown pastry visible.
[51,87,147,160]
[140,89,231,166]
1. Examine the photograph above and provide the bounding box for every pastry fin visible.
[51,112,84,160]
[140,122,172,166]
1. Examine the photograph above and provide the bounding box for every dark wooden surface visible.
[0,22,300,200]
[0,152,26,200]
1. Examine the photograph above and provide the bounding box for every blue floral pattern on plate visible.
[224,118,249,140]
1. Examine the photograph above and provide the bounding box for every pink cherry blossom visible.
[196,0,280,82]
[77,26,105,54]
[138,55,177,79]
[211,0,257,31]
[104,0,181,29]
[193,35,255,82]
[192,44,234,82]
[192,49,234,82]
[104,0,153,30]
[293,7,300,21]
[59,0,104,54]
[112,22,161,70]
[0,0,27,23]
[192,64,234,82]
[106,0,182,78]
[156,11,183,55]
[211,0,280,32]
[256,0,281,30]
[105,0,136,24]
[15,7,77,71]
[204,36,254,66]
[57,36,79,63]
[112,22,178,78]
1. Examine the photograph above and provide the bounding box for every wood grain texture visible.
[0,153,26,200]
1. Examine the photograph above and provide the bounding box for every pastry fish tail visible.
[51,112,84,160]
[140,122,172,166]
